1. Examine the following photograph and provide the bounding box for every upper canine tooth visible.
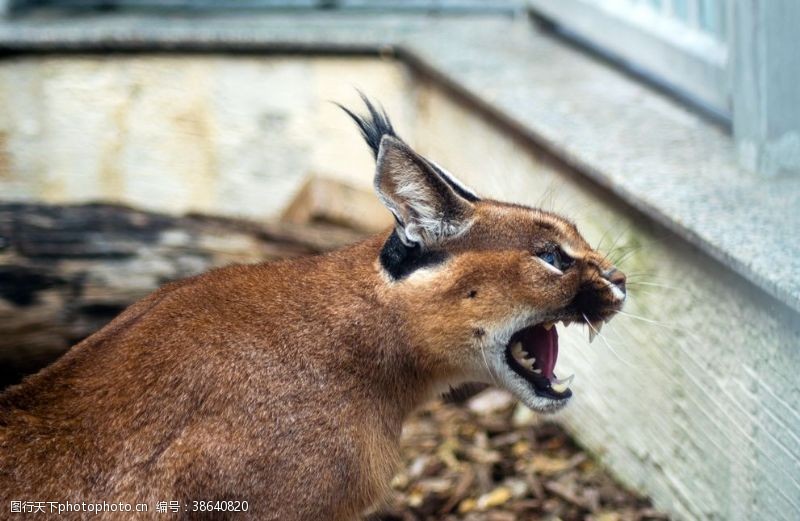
[594,321,604,334]
[542,322,554,331]
[551,374,574,386]
[588,321,603,343]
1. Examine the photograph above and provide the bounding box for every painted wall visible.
[0,55,797,520]
[413,83,800,521]
[0,55,413,220]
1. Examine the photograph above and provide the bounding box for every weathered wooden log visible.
[0,202,365,389]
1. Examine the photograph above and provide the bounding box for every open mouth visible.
[504,323,574,401]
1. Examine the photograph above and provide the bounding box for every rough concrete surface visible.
[0,55,412,220]
[414,86,800,521]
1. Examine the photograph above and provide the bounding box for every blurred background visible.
[0,1,798,520]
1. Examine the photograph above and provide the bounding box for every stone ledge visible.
[1,10,798,312]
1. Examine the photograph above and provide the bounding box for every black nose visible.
[604,268,626,295]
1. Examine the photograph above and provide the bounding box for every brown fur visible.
[0,102,624,520]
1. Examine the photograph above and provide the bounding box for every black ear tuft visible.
[337,92,398,159]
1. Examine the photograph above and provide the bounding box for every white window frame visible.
[528,0,800,176]
[528,0,729,120]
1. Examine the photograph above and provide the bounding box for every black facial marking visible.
[379,230,448,280]
[568,284,607,322]
[473,327,485,338]
[467,290,478,299]
[441,383,490,404]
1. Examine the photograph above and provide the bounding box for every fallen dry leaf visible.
[363,397,667,521]
[476,486,513,510]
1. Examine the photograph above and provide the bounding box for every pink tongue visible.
[520,326,559,378]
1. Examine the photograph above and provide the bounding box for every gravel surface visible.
[364,389,669,521]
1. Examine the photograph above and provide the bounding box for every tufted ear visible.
[374,136,475,248]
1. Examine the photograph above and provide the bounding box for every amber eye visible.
[538,249,574,271]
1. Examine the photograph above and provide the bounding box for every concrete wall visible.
[413,83,800,521]
[0,54,798,520]
[0,55,413,220]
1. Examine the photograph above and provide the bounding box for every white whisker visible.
[623,287,662,298]
[604,227,630,260]
[625,281,691,293]
[595,220,621,251]
[610,248,640,267]
[583,313,639,369]
[480,343,499,387]
[615,309,710,349]
[616,310,669,326]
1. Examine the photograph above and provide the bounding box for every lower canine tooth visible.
[550,374,575,393]
[511,342,524,359]
[551,374,575,386]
